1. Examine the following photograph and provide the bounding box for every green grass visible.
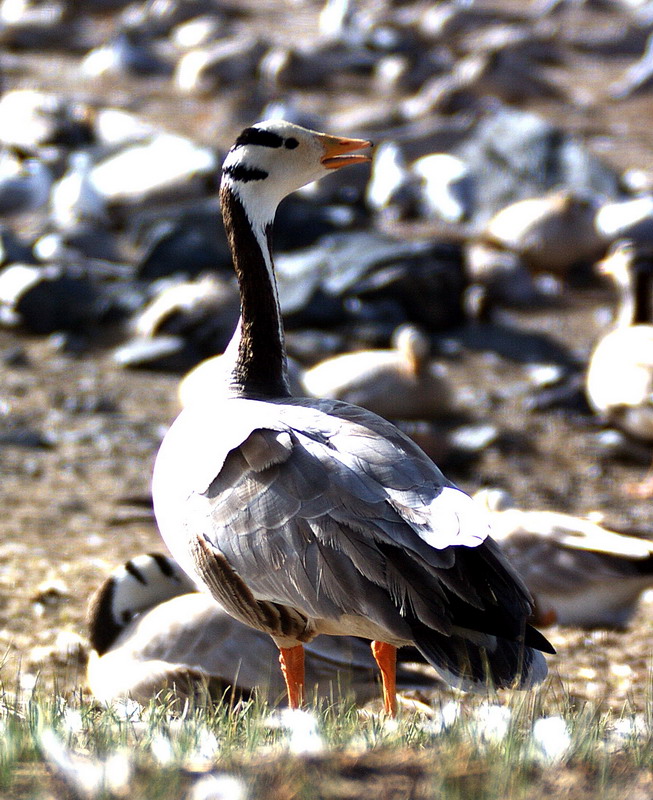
[1,673,653,800]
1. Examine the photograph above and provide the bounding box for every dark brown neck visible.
[220,183,290,398]
[633,269,652,324]
[87,579,121,656]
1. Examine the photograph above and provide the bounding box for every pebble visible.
[175,37,266,93]
[81,27,174,78]
[0,90,93,149]
[595,195,653,244]
[31,577,69,605]
[411,152,474,222]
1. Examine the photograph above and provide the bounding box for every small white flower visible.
[473,702,512,744]
[62,708,83,735]
[188,773,248,800]
[104,751,133,794]
[422,700,461,735]
[150,732,174,765]
[531,716,571,763]
[266,708,324,755]
[112,697,142,721]
[196,727,220,760]
[19,672,38,694]
[609,715,648,749]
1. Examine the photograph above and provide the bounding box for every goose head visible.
[220,120,372,225]
[597,241,635,289]
[598,241,653,327]
[392,323,430,376]
[87,553,198,656]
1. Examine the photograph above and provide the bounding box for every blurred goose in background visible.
[153,120,553,717]
[482,190,605,275]
[0,147,51,215]
[50,151,108,230]
[586,242,653,497]
[301,323,455,420]
[87,554,439,706]
[179,351,305,409]
[474,488,653,628]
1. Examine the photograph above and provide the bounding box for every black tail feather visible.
[407,618,548,691]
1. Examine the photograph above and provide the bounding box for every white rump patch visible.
[420,486,491,549]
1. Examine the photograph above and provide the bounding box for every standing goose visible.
[152,120,554,716]
[586,242,653,497]
[87,554,439,706]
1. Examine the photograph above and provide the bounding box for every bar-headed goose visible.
[87,554,438,706]
[301,323,455,420]
[474,488,653,629]
[586,242,653,497]
[152,120,553,716]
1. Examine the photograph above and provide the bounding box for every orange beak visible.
[319,133,373,170]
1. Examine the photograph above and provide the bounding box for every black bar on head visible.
[234,127,284,149]
[223,164,269,182]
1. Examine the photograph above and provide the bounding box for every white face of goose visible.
[109,553,198,627]
[221,120,372,227]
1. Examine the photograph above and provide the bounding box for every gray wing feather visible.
[176,398,530,641]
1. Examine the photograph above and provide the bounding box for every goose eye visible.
[285,137,299,149]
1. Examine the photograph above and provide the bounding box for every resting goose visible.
[301,323,455,420]
[179,351,304,409]
[586,242,653,497]
[152,120,553,716]
[474,488,653,628]
[87,554,438,706]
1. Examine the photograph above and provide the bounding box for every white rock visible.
[411,152,474,223]
[90,134,216,202]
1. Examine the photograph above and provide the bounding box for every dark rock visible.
[594,429,653,465]
[137,216,232,280]
[0,225,35,266]
[273,196,362,252]
[284,329,348,363]
[276,230,465,331]
[132,273,239,359]
[82,28,174,78]
[0,427,55,449]
[176,36,267,92]
[34,226,123,263]
[2,345,29,367]
[456,107,622,226]
[444,320,576,365]
[0,263,102,334]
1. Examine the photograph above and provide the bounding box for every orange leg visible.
[371,641,397,716]
[279,645,305,709]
